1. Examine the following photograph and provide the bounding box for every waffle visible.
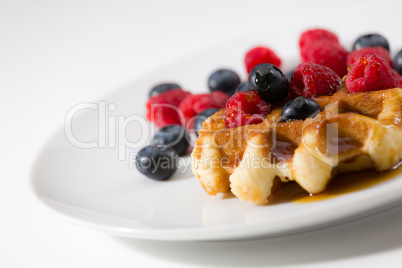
[191,83,402,205]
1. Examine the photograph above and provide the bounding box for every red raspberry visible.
[179,91,230,125]
[299,28,339,49]
[146,89,191,127]
[244,46,282,73]
[289,63,341,98]
[224,91,271,128]
[346,54,400,93]
[301,40,348,77]
[347,46,392,67]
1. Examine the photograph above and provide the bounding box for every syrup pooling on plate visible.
[269,166,402,204]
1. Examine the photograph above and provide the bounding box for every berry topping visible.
[149,83,181,97]
[224,91,271,128]
[347,46,392,67]
[248,63,289,103]
[393,49,402,75]
[289,63,341,98]
[299,28,339,49]
[301,40,348,77]
[179,91,229,125]
[244,46,282,74]
[235,82,251,93]
[135,145,177,181]
[208,69,241,96]
[194,108,220,136]
[352,33,390,51]
[146,89,191,127]
[346,54,400,93]
[152,125,189,155]
[280,96,322,122]
[209,90,230,107]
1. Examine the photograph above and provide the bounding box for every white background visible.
[2,0,402,267]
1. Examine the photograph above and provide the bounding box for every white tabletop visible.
[2,0,402,267]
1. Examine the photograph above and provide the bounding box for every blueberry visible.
[149,83,181,97]
[208,69,241,96]
[235,82,251,93]
[280,96,321,122]
[394,49,402,75]
[194,108,219,136]
[248,63,289,103]
[152,125,189,155]
[136,145,178,181]
[352,33,390,51]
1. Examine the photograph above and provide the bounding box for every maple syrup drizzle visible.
[269,166,402,205]
[271,140,296,162]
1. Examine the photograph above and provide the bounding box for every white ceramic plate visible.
[31,37,402,241]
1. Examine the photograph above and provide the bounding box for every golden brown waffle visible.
[191,83,402,205]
